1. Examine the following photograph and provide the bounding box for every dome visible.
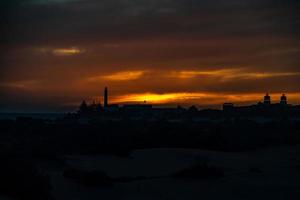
[281,94,287,101]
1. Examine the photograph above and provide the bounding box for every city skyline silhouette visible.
[82,86,295,108]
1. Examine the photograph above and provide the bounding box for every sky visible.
[0,0,300,112]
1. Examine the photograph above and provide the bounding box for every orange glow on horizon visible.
[108,92,300,106]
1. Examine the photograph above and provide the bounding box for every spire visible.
[104,87,108,108]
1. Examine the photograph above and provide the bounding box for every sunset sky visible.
[1,0,300,112]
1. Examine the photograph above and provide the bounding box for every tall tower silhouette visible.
[104,87,108,108]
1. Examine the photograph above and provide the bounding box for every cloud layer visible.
[0,0,300,111]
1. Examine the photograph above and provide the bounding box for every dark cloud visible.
[1,0,299,45]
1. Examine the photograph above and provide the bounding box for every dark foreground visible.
[0,116,300,200]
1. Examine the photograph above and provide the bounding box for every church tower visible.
[104,87,108,108]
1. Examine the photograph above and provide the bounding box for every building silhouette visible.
[77,90,299,120]
[79,100,88,114]
[264,93,271,105]
[104,87,108,108]
[280,94,287,105]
